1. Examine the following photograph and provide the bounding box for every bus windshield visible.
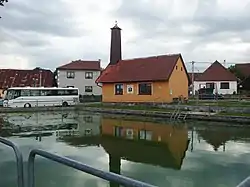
[5,89,21,100]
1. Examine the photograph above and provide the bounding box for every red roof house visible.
[56,60,102,95]
[0,68,54,97]
[193,61,238,94]
[0,68,54,89]
[96,54,190,103]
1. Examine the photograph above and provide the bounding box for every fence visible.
[0,137,156,187]
[0,137,24,187]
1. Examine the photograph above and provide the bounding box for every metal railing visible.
[27,149,156,187]
[236,176,250,187]
[2,137,250,187]
[0,137,24,187]
[0,138,156,187]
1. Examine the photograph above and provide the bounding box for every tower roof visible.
[111,21,121,30]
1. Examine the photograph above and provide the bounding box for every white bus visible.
[3,87,79,108]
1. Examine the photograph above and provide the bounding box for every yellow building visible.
[96,54,190,103]
[96,23,190,103]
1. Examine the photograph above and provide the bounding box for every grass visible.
[84,103,174,112]
[217,112,250,117]
[184,100,250,107]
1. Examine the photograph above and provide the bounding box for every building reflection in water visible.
[61,117,190,187]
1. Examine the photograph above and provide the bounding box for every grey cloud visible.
[0,28,50,47]
[115,0,250,43]
[0,0,82,37]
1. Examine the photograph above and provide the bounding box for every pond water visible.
[1,111,250,187]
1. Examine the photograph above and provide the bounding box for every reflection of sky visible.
[0,136,110,187]
[2,112,250,187]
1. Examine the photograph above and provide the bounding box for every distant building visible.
[235,63,250,91]
[96,23,190,103]
[0,68,54,98]
[56,60,102,96]
[193,61,238,95]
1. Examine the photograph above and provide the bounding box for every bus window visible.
[30,90,40,96]
[71,89,78,95]
[41,90,49,96]
[57,90,65,95]
[21,90,30,96]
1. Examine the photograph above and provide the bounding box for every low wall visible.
[98,102,250,114]
[0,106,76,113]
[80,107,250,124]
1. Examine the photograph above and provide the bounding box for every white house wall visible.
[57,70,102,95]
[193,81,237,95]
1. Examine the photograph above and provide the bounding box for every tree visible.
[0,0,8,6]
[0,0,8,18]
[228,65,245,82]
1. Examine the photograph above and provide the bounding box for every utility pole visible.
[39,70,42,87]
[191,61,195,97]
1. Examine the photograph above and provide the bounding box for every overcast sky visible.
[1,0,250,72]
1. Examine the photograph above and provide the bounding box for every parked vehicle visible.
[3,87,79,108]
[198,94,224,100]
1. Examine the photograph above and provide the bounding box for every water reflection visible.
[2,112,250,187]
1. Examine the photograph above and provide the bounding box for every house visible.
[235,63,250,91]
[193,61,238,95]
[0,68,54,98]
[56,60,102,96]
[96,23,190,103]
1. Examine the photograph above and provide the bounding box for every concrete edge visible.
[0,106,76,113]
[79,107,250,124]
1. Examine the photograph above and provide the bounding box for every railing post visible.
[0,137,24,187]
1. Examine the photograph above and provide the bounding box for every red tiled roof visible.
[57,60,101,71]
[188,73,202,81]
[96,54,189,83]
[196,61,237,81]
[235,63,250,77]
[0,68,54,89]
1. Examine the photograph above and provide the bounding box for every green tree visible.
[228,65,245,82]
[0,0,8,6]
[0,0,8,18]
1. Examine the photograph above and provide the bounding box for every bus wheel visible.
[24,103,31,108]
[62,102,68,107]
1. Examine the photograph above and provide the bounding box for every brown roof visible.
[0,68,54,89]
[235,63,250,77]
[196,61,237,81]
[57,60,101,71]
[96,54,189,83]
[188,73,202,81]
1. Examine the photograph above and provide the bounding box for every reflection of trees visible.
[196,126,250,151]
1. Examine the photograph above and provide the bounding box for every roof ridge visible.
[121,53,181,62]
